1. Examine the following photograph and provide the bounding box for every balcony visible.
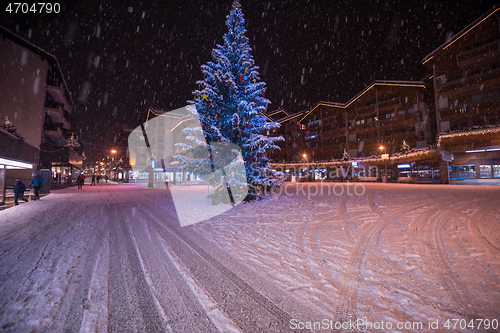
[46,99,65,110]
[46,105,70,129]
[438,67,500,94]
[44,122,67,146]
[456,39,500,68]
[440,99,500,120]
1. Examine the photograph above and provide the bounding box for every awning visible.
[0,157,34,169]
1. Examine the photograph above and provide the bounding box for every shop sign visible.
[441,150,454,162]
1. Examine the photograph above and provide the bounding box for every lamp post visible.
[302,153,308,181]
[109,149,117,180]
[379,145,388,183]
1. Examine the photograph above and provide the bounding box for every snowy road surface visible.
[0,183,499,332]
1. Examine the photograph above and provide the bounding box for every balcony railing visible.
[44,122,63,132]
[440,98,500,119]
[439,67,500,93]
[456,40,499,68]
[46,100,65,109]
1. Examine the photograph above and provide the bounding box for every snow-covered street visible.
[0,183,499,332]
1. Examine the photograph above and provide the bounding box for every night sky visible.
[1,0,497,161]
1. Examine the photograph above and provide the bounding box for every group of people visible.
[14,172,112,205]
[76,173,109,189]
[13,172,43,205]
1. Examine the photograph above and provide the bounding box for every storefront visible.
[478,163,500,178]
[449,164,476,181]
[450,160,500,180]
[313,168,327,180]
[437,128,500,184]
[397,161,440,183]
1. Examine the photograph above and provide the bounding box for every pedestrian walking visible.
[28,172,43,201]
[81,173,86,186]
[13,179,29,205]
[96,175,101,184]
[91,174,96,186]
[105,175,109,183]
[76,175,84,189]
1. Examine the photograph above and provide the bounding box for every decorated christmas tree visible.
[66,134,80,148]
[2,116,16,135]
[341,149,351,161]
[401,139,410,154]
[175,0,283,202]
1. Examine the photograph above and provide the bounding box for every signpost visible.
[441,150,453,184]
[441,150,454,162]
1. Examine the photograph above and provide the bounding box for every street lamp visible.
[379,146,388,182]
[111,149,117,154]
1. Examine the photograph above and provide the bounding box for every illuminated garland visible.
[66,134,80,148]
[2,116,16,135]
[437,127,500,146]
[269,149,436,168]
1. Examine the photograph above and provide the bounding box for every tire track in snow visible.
[468,207,500,256]
[418,208,484,318]
[107,203,165,333]
[62,215,109,332]
[136,204,294,332]
[338,195,359,244]
[60,189,110,332]
[411,199,500,321]
[128,212,220,332]
[366,193,382,217]
[333,199,433,332]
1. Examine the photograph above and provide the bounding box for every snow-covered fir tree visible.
[341,149,351,161]
[2,116,16,135]
[401,139,410,154]
[175,0,283,202]
[66,134,80,148]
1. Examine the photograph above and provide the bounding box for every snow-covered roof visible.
[276,110,307,124]
[263,108,289,118]
[422,6,500,65]
[288,80,427,124]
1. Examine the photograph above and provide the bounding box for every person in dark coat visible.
[96,175,101,184]
[91,174,96,186]
[14,179,29,205]
[76,175,84,189]
[28,172,43,200]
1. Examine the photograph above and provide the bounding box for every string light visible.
[295,82,426,124]
[270,149,436,168]
[437,127,500,146]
